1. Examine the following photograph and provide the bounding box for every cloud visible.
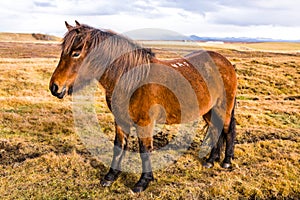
[205,0,300,27]
[29,0,161,16]
[155,0,300,27]
[34,1,56,8]
[0,0,299,40]
[157,0,217,13]
[3,0,300,26]
[207,8,300,27]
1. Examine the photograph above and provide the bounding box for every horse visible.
[49,21,237,193]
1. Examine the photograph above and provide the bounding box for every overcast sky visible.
[1,0,300,40]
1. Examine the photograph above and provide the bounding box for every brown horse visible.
[49,21,237,193]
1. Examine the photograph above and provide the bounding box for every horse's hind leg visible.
[202,108,236,169]
[202,131,225,168]
[101,123,128,187]
[202,110,224,168]
[221,107,236,168]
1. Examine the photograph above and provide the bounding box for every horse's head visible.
[49,21,93,99]
[50,21,154,99]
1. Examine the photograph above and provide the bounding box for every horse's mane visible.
[62,24,155,93]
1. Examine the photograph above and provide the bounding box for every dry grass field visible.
[0,34,299,199]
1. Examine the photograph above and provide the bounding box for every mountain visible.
[124,29,300,42]
[1,32,299,43]
[189,35,300,43]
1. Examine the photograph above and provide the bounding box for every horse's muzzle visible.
[50,83,67,99]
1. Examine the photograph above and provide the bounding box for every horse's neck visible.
[98,50,153,97]
[98,72,116,95]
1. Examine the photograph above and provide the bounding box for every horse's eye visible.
[71,51,81,58]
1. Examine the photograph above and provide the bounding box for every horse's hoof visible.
[101,168,121,187]
[222,162,232,169]
[132,186,145,193]
[202,162,214,168]
[132,181,150,193]
[132,177,153,193]
[100,179,114,187]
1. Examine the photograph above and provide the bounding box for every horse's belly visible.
[129,81,213,126]
[156,101,211,125]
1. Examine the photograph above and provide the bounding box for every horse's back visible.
[172,50,237,118]
[129,50,237,126]
[185,50,237,93]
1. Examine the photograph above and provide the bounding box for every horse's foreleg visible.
[132,123,154,193]
[101,123,128,187]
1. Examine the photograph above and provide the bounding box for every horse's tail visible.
[230,98,236,124]
[228,98,237,158]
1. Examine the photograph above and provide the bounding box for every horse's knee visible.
[138,137,153,153]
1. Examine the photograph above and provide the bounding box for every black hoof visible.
[100,168,121,187]
[132,180,152,193]
[221,162,232,169]
[101,179,114,187]
[202,161,214,168]
[132,185,146,193]
[132,173,154,193]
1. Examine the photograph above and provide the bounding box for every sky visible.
[0,0,300,40]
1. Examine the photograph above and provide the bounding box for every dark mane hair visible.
[62,24,155,92]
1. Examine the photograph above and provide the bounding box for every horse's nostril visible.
[68,86,73,95]
[51,83,59,94]
[50,83,67,99]
[57,87,67,99]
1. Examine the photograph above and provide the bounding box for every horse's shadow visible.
[86,127,209,189]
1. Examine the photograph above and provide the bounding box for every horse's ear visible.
[75,20,81,27]
[65,21,73,31]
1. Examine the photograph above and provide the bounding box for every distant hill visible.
[189,35,300,43]
[0,33,61,42]
[124,29,300,42]
[1,32,299,43]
